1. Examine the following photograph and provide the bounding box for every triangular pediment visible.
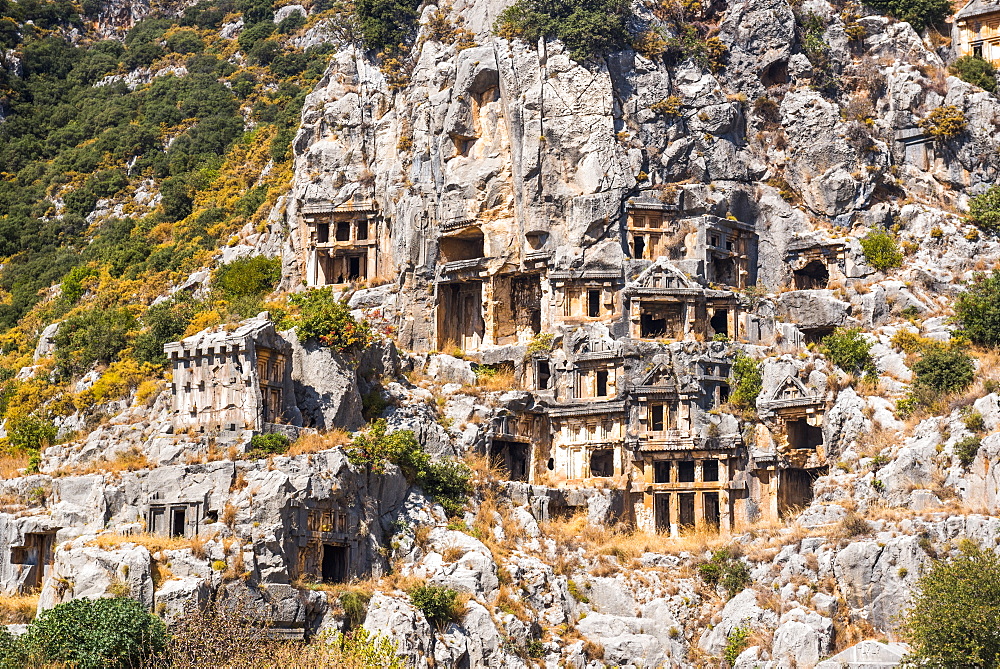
[632,260,697,290]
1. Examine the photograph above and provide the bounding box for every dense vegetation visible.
[968,186,1000,234]
[821,327,876,378]
[865,0,952,32]
[902,542,1000,666]
[956,271,1000,347]
[951,55,998,93]
[859,229,903,271]
[349,420,472,515]
[494,0,631,62]
[0,0,338,464]
[0,597,167,668]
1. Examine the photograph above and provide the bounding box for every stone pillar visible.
[720,489,731,533]
[669,492,680,537]
[307,248,318,287]
[694,490,705,532]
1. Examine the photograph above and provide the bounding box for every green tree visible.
[902,542,1000,666]
[730,353,762,414]
[290,288,374,353]
[912,346,975,394]
[349,420,471,515]
[951,55,998,93]
[956,270,1000,347]
[132,296,201,366]
[821,327,877,377]
[865,0,951,32]
[6,414,57,452]
[214,255,281,317]
[355,0,421,53]
[968,186,1000,234]
[860,230,903,271]
[16,597,167,668]
[407,584,463,629]
[494,0,631,63]
[53,307,137,377]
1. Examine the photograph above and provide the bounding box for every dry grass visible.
[222,503,238,528]
[472,367,518,393]
[287,429,352,456]
[494,584,531,621]
[0,452,30,479]
[231,472,248,492]
[54,446,152,477]
[88,531,196,554]
[0,593,39,623]
[464,452,504,485]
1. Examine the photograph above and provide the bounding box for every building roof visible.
[956,0,1000,21]
[163,314,280,357]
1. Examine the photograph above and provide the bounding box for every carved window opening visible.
[335,222,350,242]
[654,460,671,483]
[640,303,683,339]
[596,371,609,398]
[489,440,530,482]
[587,290,600,318]
[703,459,719,482]
[678,492,695,528]
[654,493,670,533]
[678,460,695,483]
[704,492,720,529]
[633,235,646,259]
[589,449,614,477]
[321,544,348,583]
[787,419,823,450]
[439,228,484,262]
[317,223,329,243]
[710,309,728,338]
[535,360,551,390]
[793,259,829,290]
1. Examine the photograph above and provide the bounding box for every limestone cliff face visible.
[283,0,1000,345]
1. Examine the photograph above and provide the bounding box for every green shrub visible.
[53,306,137,378]
[724,625,752,666]
[6,414,58,453]
[865,0,951,32]
[663,24,728,73]
[214,255,281,317]
[166,28,205,54]
[348,420,471,516]
[955,435,982,468]
[821,327,877,377]
[902,542,1000,665]
[289,288,375,354]
[969,187,1000,234]
[951,55,997,93]
[133,296,201,366]
[912,346,975,394]
[698,548,751,599]
[493,0,631,63]
[247,432,291,457]
[15,597,167,668]
[859,230,903,271]
[919,104,967,139]
[340,590,372,629]
[407,584,463,629]
[962,409,986,434]
[956,271,1000,346]
[355,0,421,53]
[730,353,762,415]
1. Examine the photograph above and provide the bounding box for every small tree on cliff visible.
[902,542,1000,666]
